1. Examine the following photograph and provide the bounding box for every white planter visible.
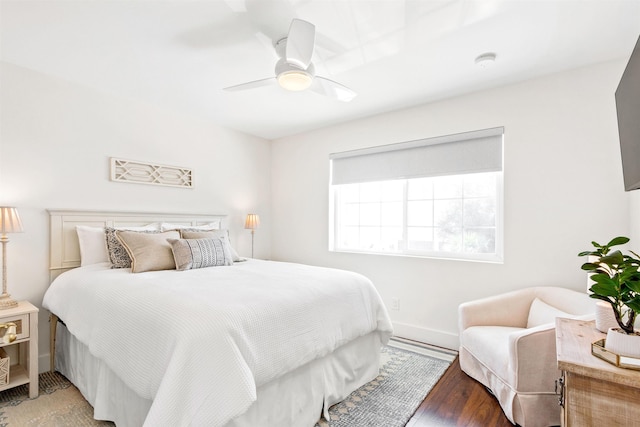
[595,301,619,333]
[605,328,640,358]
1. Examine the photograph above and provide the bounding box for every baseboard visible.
[388,337,457,362]
[392,321,459,351]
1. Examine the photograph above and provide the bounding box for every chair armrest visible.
[509,325,559,393]
[459,289,535,332]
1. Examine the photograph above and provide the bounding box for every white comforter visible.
[43,260,393,426]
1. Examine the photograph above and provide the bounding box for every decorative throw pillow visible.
[169,237,234,271]
[105,225,160,268]
[116,230,180,273]
[105,227,133,268]
[526,298,572,328]
[181,230,241,262]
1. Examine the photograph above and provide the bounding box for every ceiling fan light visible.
[277,70,312,91]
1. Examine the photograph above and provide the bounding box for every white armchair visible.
[458,287,594,427]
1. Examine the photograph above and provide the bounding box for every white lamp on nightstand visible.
[0,207,23,310]
[244,213,260,258]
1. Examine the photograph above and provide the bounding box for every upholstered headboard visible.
[48,209,227,281]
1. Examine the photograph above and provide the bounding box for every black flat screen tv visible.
[616,34,640,191]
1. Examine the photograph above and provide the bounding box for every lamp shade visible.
[0,207,23,234]
[244,214,260,230]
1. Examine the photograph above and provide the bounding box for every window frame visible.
[328,128,504,263]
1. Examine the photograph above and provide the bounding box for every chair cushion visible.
[461,326,524,383]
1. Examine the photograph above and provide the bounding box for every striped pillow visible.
[169,237,234,271]
[180,230,241,262]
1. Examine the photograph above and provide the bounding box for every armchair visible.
[458,287,594,427]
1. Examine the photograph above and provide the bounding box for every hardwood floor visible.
[406,357,515,427]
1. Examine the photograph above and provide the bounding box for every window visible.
[329,128,503,262]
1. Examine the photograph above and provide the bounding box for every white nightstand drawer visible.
[0,313,29,341]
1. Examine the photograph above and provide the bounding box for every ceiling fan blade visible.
[223,77,276,92]
[311,76,357,102]
[286,19,315,69]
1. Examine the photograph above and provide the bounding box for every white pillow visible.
[76,226,109,266]
[116,224,159,231]
[527,298,571,328]
[76,223,160,266]
[160,221,221,232]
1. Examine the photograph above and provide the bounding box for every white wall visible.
[630,191,640,245]
[271,60,630,349]
[0,62,272,370]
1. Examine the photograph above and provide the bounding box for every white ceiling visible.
[1,0,639,140]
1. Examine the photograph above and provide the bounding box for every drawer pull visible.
[555,376,565,408]
[0,322,17,343]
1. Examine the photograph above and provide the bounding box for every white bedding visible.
[43,259,393,426]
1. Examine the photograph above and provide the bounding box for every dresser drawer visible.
[0,313,29,342]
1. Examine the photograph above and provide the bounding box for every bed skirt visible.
[55,323,384,427]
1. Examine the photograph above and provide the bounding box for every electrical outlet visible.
[391,297,400,311]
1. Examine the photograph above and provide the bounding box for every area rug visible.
[0,341,453,426]
[317,340,454,427]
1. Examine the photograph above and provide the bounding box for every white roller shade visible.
[330,127,503,185]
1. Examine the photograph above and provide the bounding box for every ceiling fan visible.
[223,19,357,102]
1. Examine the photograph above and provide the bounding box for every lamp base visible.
[0,294,18,310]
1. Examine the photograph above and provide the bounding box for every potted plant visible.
[579,236,640,357]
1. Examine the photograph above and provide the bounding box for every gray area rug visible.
[0,343,452,426]
[317,343,453,427]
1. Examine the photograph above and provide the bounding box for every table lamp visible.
[244,214,260,258]
[0,207,23,309]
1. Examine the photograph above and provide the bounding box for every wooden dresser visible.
[555,318,640,426]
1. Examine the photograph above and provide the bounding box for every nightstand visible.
[0,301,38,398]
[556,317,640,426]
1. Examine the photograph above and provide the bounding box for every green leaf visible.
[581,263,600,271]
[619,267,640,282]
[608,236,630,247]
[600,250,624,265]
[624,279,640,294]
[589,283,619,297]
[589,294,613,305]
[578,250,601,257]
[624,297,640,314]
[590,273,617,286]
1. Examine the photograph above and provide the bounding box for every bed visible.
[43,210,393,427]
